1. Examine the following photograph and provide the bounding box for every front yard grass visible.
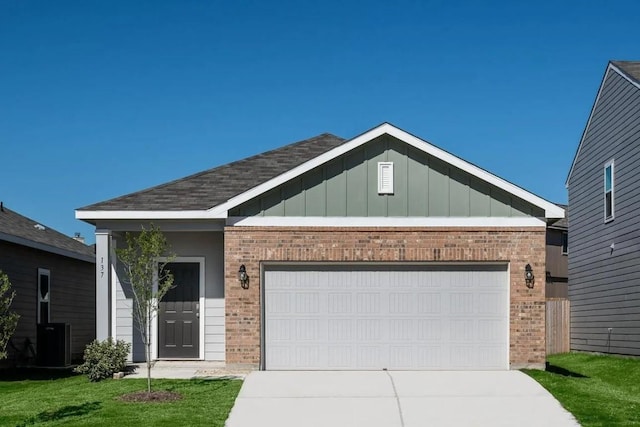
[525,352,640,426]
[0,368,242,426]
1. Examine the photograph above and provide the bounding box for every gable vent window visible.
[37,268,50,324]
[378,162,394,194]
[604,160,614,222]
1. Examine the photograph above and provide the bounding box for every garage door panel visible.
[417,346,443,368]
[451,345,476,367]
[417,293,441,313]
[389,293,414,313]
[450,293,474,313]
[357,345,384,368]
[356,319,383,341]
[328,345,353,367]
[295,293,320,313]
[328,293,352,313]
[268,292,292,313]
[356,293,381,313]
[477,292,505,314]
[389,345,413,368]
[264,265,508,370]
[268,319,292,340]
[478,319,505,341]
[417,319,442,341]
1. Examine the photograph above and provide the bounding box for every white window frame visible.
[37,268,51,324]
[378,162,394,194]
[604,160,614,222]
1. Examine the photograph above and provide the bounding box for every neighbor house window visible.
[604,160,614,222]
[37,268,50,324]
[561,232,568,255]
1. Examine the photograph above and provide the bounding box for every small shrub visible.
[75,338,130,381]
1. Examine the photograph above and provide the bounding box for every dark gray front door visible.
[159,262,199,358]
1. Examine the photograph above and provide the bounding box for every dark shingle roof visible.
[548,203,567,230]
[612,61,640,83]
[0,204,95,260]
[80,133,346,211]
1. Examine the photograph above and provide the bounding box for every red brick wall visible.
[224,227,546,369]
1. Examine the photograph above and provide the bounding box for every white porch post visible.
[95,229,112,340]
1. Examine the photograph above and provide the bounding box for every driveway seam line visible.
[385,370,405,427]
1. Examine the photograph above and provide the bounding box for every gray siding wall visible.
[231,135,544,218]
[1,240,95,363]
[114,232,225,362]
[568,69,640,355]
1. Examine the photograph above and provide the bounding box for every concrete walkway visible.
[123,361,250,379]
[225,371,580,427]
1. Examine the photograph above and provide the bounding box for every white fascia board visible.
[75,209,226,221]
[566,63,640,187]
[212,123,563,219]
[227,216,547,228]
[0,232,95,263]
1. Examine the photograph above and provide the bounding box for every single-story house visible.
[77,123,564,370]
[0,203,95,365]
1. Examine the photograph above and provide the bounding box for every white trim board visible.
[227,216,547,227]
[76,210,214,221]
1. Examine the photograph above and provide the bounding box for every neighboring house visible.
[566,61,640,356]
[77,123,564,370]
[546,204,568,299]
[0,203,96,365]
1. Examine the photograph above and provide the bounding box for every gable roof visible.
[0,204,95,262]
[612,61,640,83]
[548,203,568,230]
[566,60,640,186]
[79,133,345,212]
[77,123,564,221]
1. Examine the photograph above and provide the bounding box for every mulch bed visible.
[118,391,183,403]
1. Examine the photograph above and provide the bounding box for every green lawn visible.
[525,353,640,426]
[0,369,242,426]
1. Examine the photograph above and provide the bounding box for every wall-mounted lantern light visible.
[525,264,534,288]
[238,264,249,289]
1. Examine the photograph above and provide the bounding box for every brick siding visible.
[224,226,546,369]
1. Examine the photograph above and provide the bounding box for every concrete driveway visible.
[225,371,579,427]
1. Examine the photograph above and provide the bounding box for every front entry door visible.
[159,262,200,358]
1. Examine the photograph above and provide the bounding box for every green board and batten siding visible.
[230,135,544,218]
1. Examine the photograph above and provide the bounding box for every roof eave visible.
[75,209,227,222]
[0,231,95,263]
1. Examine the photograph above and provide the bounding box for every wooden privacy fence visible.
[546,298,570,355]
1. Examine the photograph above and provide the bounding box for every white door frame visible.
[152,257,205,360]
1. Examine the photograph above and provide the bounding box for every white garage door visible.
[264,264,508,370]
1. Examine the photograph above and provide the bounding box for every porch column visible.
[95,229,112,340]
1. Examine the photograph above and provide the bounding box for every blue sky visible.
[1,1,638,244]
